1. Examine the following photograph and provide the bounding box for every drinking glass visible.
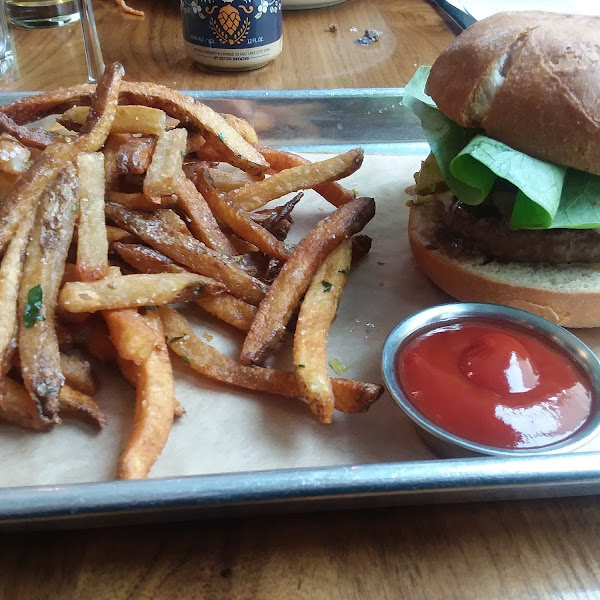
[0,0,13,75]
[5,0,80,29]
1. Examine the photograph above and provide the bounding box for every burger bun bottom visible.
[408,201,600,328]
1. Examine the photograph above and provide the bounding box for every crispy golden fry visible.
[177,174,236,255]
[102,134,123,190]
[60,105,166,136]
[0,64,122,255]
[0,378,53,431]
[0,142,75,255]
[196,168,290,262]
[258,145,357,207]
[76,152,110,281]
[0,81,269,175]
[105,203,268,305]
[60,352,96,396]
[59,272,224,313]
[118,310,175,479]
[241,196,375,365]
[185,131,206,154]
[231,148,364,212]
[143,128,187,198]
[222,113,259,145]
[160,307,383,414]
[155,208,191,235]
[205,166,260,192]
[75,62,124,153]
[0,213,37,403]
[58,384,106,429]
[103,308,157,364]
[112,242,257,331]
[18,166,79,422]
[0,111,55,150]
[0,133,31,174]
[108,191,176,211]
[115,136,156,174]
[106,225,138,244]
[294,239,352,423]
[117,355,186,417]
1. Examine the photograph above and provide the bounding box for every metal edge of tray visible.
[0,88,599,527]
[0,88,430,155]
[1,452,600,529]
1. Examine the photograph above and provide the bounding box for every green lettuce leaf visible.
[402,67,600,230]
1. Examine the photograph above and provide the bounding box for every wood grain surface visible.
[2,1,600,598]
[2,0,455,90]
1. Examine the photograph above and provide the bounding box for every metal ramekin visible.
[381,303,600,458]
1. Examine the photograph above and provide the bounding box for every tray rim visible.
[1,87,599,527]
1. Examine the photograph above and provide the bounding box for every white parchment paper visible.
[2,152,600,488]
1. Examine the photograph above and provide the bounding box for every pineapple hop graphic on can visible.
[181,0,283,71]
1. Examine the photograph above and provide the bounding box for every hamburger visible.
[403,11,600,327]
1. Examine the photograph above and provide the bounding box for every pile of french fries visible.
[0,62,382,479]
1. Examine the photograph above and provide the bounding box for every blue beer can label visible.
[181,1,282,59]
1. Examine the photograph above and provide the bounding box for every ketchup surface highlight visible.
[395,321,593,449]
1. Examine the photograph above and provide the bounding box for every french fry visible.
[0,212,37,404]
[115,136,156,175]
[176,174,237,255]
[106,225,138,244]
[205,166,260,192]
[231,148,364,212]
[0,378,53,431]
[108,191,176,211]
[222,113,259,145]
[0,142,75,255]
[195,168,290,262]
[103,308,158,364]
[102,133,124,190]
[294,239,352,423]
[258,145,357,207]
[241,196,375,365]
[59,272,224,313]
[118,310,176,479]
[76,152,110,281]
[160,307,383,414]
[18,166,79,421]
[0,111,55,150]
[1,81,270,175]
[60,352,97,396]
[0,63,122,255]
[105,202,268,305]
[155,208,191,235]
[57,385,106,429]
[142,128,187,198]
[112,242,257,331]
[117,355,186,417]
[0,133,31,174]
[60,105,167,136]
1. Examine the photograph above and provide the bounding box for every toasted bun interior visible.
[426,11,600,175]
[408,201,600,328]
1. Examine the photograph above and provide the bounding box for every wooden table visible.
[2,1,600,598]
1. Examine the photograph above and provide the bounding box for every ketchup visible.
[396,321,593,449]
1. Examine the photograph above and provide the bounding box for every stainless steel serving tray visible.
[1,88,599,529]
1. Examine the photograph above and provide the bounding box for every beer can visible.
[181,0,283,71]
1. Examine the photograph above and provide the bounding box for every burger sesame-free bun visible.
[426,11,600,176]
[408,201,600,328]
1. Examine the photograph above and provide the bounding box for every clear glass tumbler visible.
[0,1,14,75]
[5,0,80,29]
